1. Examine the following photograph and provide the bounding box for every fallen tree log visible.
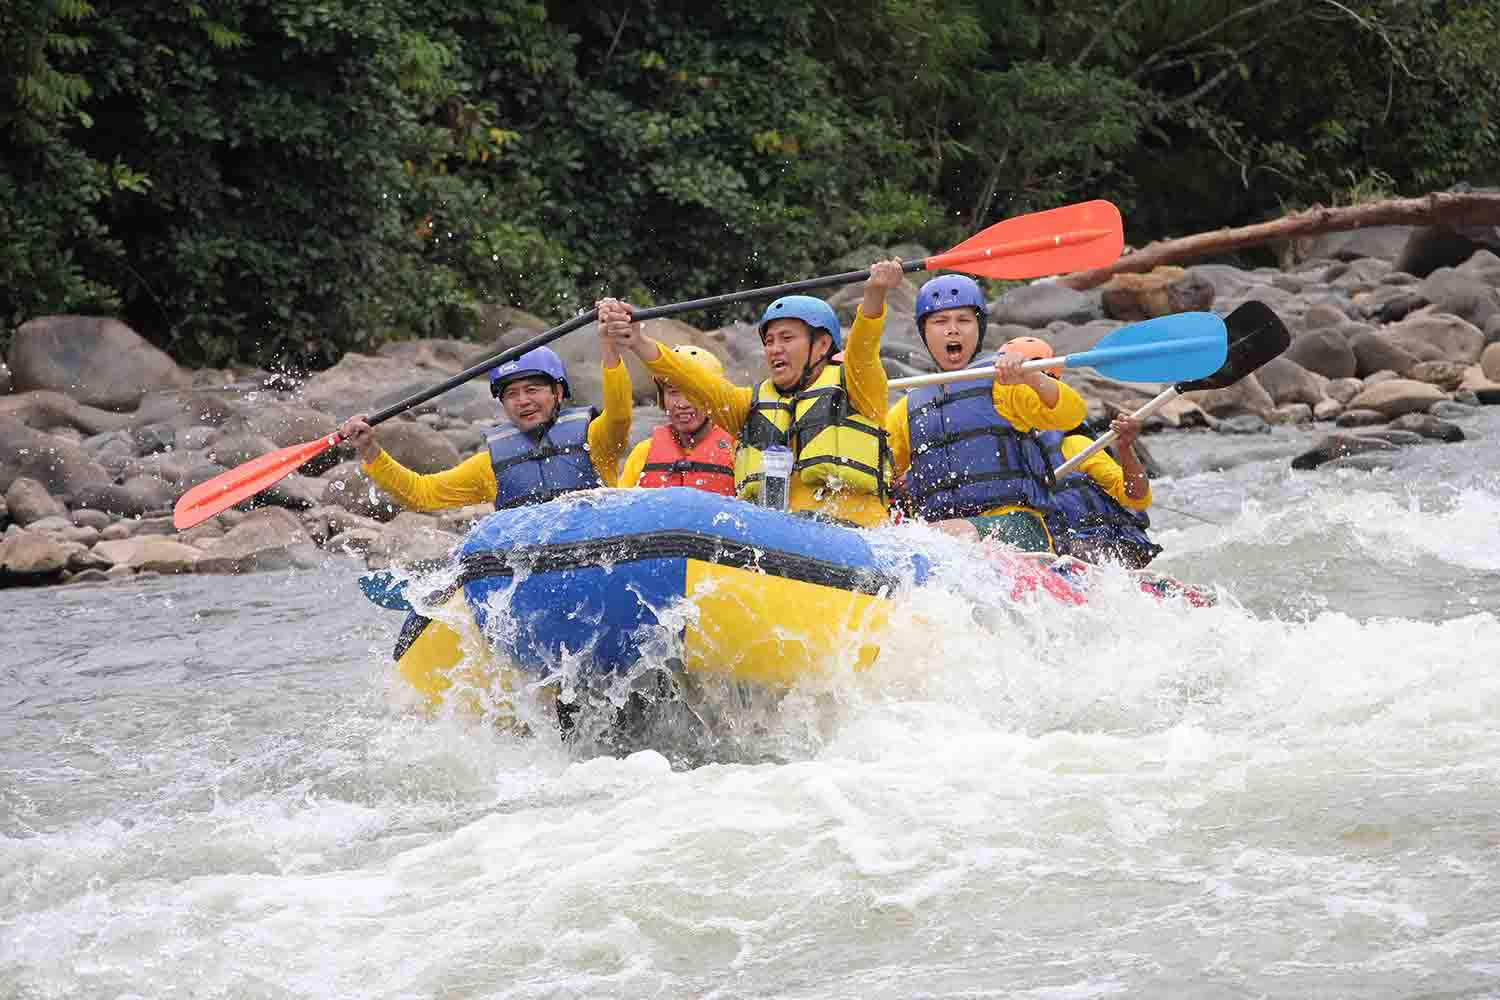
[1062,192,1500,290]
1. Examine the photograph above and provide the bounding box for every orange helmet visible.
[1002,336,1063,376]
[655,344,725,407]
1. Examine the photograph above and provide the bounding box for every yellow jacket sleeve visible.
[842,304,889,421]
[362,449,497,511]
[1060,434,1152,510]
[618,439,650,488]
[586,360,634,486]
[885,395,912,480]
[641,342,753,434]
[992,378,1087,432]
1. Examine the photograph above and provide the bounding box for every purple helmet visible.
[489,347,570,399]
[760,295,843,351]
[916,275,989,349]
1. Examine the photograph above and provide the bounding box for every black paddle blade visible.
[1174,301,1291,392]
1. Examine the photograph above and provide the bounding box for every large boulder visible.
[92,536,203,574]
[1349,331,1421,377]
[1182,372,1276,421]
[1383,312,1486,364]
[0,529,71,586]
[1395,222,1500,278]
[1481,342,1500,382]
[320,460,403,521]
[0,390,133,436]
[1406,360,1470,392]
[1417,266,1500,332]
[989,283,1104,328]
[1284,329,1357,379]
[195,507,316,574]
[70,476,180,518]
[0,417,112,498]
[4,477,67,526]
[1100,266,1214,321]
[1297,226,1414,264]
[1344,378,1445,418]
[299,353,430,415]
[365,419,464,473]
[1254,357,1328,407]
[6,316,191,411]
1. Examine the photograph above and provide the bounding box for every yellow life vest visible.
[733,363,893,505]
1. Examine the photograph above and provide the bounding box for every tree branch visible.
[1059,193,1500,290]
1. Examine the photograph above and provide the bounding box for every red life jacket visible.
[639,424,736,495]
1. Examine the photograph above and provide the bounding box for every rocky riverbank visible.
[4,224,1500,589]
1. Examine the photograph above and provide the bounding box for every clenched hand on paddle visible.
[173,201,1128,531]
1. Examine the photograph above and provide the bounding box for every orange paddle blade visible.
[172,434,339,530]
[927,199,1123,278]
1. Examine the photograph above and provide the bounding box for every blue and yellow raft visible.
[389,488,934,706]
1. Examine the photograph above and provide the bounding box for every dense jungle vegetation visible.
[4,0,1498,366]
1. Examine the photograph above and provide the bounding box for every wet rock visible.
[1406,359,1470,391]
[1324,377,1364,404]
[441,426,486,455]
[1300,226,1413,263]
[6,316,191,410]
[131,422,177,455]
[62,568,111,585]
[1183,373,1275,421]
[98,522,134,541]
[1417,266,1500,332]
[1344,378,1445,419]
[0,390,134,436]
[176,520,226,548]
[299,353,436,415]
[301,504,385,546]
[1358,286,1428,324]
[1364,370,1401,386]
[70,476,180,518]
[242,473,322,513]
[1313,398,1344,421]
[1384,312,1485,364]
[989,283,1104,328]
[1335,408,1388,428]
[1217,414,1270,434]
[365,420,463,474]
[0,529,70,585]
[1300,303,1350,330]
[25,514,73,534]
[1291,432,1403,470]
[376,338,485,375]
[1320,453,1400,473]
[1388,412,1464,442]
[195,507,313,574]
[1351,428,1425,448]
[320,460,402,522]
[1101,266,1214,321]
[92,536,203,574]
[206,433,278,469]
[1255,356,1328,407]
[1430,400,1478,421]
[5,477,67,526]
[1269,403,1313,424]
[1185,264,1264,301]
[178,425,216,452]
[365,513,463,569]
[1284,329,1356,379]
[326,527,385,555]
[1395,225,1495,278]
[0,417,112,499]
[1349,331,1419,377]
[1483,342,1500,382]
[127,515,178,537]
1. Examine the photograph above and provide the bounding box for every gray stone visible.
[1184,264,1263,301]
[4,477,67,526]
[1364,370,1401,385]
[1417,267,1500,332]
[1284,329,1357,379]
[319,460,402,522]
[1359,287,1428,324]
[6,316,191,410]
[1483,342,1500,382]
[92,536,202,574]
[1406,360,1470,392]
[1345,378,1445,418]
[1255,356,1328,406]
[1349,331,1419,377]
[206,433,278,469]
[1325,377,1364,404]
[1430,401,1478,421]
[242,473,321,513]
[177,425,216,452]
[1291,432,1403,470]
[1320,454,1401,473]
[70,476,180,518]
[365,420,464,474]
[0,390,134,436]
[1388,412,1464,442]
[1301,304,1350,331]
[0,417,112,499]
[1183,373,1276,421]
[989,282,1104,328]
[131,422,177,455]
[1300,226,1414,263]
[194,507,311,574]
[1313,398,1344,421]
[0,529,70,585]
[1335,408,1388,428]
[1385,312,1485,364]
[1217,414,1270,435]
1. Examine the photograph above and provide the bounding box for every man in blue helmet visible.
[337,324,633,511]
[600,259,904,527]
[884,275,1089,551]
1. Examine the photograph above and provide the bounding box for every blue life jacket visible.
[485,406,602,510]
[1038,430,1161,565]
[905,361,1058,520]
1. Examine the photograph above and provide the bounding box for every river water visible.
[4,409,1500,998]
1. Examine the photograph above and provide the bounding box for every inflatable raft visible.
[380,487,1214,714]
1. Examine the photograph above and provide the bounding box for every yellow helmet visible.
[656,344,724,406]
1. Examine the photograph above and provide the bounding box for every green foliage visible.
[3,0,1498,368]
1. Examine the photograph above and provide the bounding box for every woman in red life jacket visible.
[618,345,737,495]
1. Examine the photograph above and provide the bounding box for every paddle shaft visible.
[887,336,1222,392]
[1053,385,1178,477]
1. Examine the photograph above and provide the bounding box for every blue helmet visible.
[759,295,843,352]
[916,275,988,349]
[489,346,570,399]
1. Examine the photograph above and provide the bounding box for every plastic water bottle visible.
[760,445,793,512]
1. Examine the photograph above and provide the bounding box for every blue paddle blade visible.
[1065,312,1228,383]
[359,570,414,612]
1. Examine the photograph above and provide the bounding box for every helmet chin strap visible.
[788,333,833,394]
